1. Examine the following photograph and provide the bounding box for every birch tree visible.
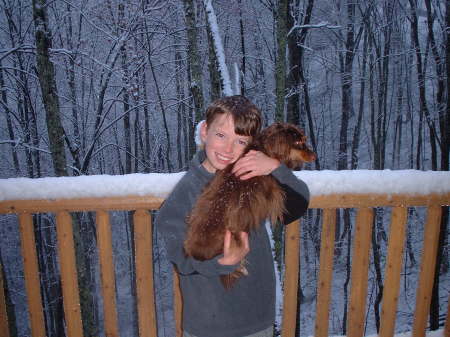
[203,0,233,96]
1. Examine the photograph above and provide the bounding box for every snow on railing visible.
[1,170,449,202]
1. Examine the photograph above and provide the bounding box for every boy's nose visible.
[224,141,234,153]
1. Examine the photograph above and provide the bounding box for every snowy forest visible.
[0,0,449,336]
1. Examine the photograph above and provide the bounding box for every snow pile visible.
[0,170,449,202]
[297,169,450,196]
[0,172,185,201]
[320,329,445,337]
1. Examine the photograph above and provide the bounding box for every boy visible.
[155,96,310,337]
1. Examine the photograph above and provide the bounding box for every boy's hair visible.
[205,95,262,137]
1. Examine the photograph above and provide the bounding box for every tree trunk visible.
[286,0,314,128]
[142,71,152,172]
[31,2,69,336]
[175,31,187,170]
[275,0,288,121]
[32,0,67,177]
[286,0,301,126]
[183,0,204,158]
[148,55,172,172]
[238,0,246,95]
[119,3,132,174]
[409,0,437,170]
[372,209,385,332]
[341,209,352,335]
[351,30,368,169]
[0,62,20,175]
[206,20,222,100]
[204,0,232,96]
[338,0,356,171]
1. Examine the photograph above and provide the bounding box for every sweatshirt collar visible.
[191,150,215,180]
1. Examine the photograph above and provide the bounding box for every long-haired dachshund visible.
[184,122,316,288]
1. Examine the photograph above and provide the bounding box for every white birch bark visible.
[203,0,233,96]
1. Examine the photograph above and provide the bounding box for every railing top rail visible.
[0,192,449,214]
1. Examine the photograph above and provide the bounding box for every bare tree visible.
[32,0,67,176]
[183,0,205,158]
[275,0,288,121]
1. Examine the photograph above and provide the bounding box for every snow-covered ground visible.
[325,330,445,337]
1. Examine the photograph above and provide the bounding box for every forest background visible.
[0,0,449,336]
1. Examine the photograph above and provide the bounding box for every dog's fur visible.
[184,123,316,288]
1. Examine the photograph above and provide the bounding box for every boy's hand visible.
[218,230,249,265]
[232,150,280,180]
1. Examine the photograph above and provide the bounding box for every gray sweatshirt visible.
[155,151,310,337]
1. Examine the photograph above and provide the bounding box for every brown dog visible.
[184,122,316,288]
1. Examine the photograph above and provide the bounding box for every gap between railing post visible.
[281,219,300,337]
[412,205,442,337]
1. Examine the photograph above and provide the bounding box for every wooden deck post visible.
[379,206,408,337]
[56,211,84,337]
[346,207,374,337]
[96,210,119,337]
[134,209,157,337]
[314,209,337,337]
[18,213,46,337]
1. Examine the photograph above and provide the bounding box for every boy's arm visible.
[156,193,241,277]
[271,164,310,225]
[232,151,310,224]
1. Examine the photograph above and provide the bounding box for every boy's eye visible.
[238,139,248,146]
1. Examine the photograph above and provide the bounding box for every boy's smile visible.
[200,113,250,173]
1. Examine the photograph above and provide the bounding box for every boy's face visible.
[200,113,250,173]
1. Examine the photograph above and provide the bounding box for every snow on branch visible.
[203,0,233,96]
[0,170,449,202]
[288,21,341,36]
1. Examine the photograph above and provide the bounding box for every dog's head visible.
[253,122,316,169]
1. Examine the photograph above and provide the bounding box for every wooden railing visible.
[0,191,449,337]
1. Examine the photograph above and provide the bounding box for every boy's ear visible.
[199,120,208,143]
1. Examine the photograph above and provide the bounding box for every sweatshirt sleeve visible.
[271,163,310,225]
[155,177,239,277]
